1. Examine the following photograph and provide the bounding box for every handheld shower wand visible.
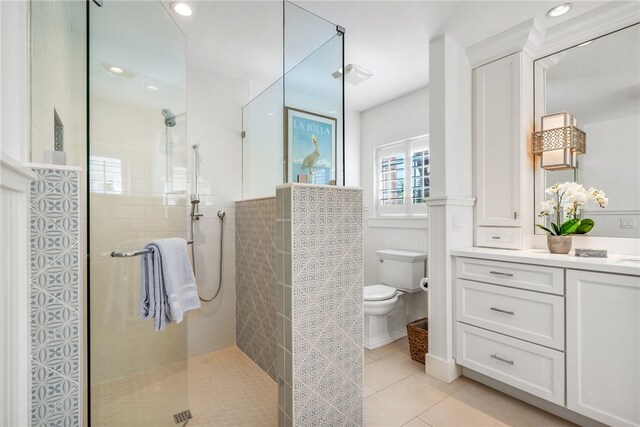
[190,194,202,220]
[190,144,203,220]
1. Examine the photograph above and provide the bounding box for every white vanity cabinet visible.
[453,249,640,426]
[473,51,531,249]
[454,257,565,405]
[566,270,640,427]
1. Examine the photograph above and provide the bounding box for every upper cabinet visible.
[473,52,532,249]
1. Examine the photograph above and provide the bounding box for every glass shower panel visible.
[284,35,344,185]
[242,0,344,197]
[284,1,339,74]
[284,1,344,185]
[88,1,188,426]
[242,78,284,199]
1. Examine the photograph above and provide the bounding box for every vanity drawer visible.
[456,323,565,405]
[476,227,522,249]
[456,257,564,295]
[456,279,564,350]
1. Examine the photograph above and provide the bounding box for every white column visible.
[425,36,474,383]
[1,1,33,425]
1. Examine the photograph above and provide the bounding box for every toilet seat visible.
[364,284,397,301]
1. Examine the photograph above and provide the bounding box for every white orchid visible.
[537,182,608,236]
[588,187,609,208]
[545,184,561,195]
[538,199,556,217]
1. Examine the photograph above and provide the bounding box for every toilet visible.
[364,249,427,350]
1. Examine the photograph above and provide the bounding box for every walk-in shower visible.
[89,1,189,425]
[86,0,344,425]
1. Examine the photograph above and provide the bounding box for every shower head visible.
[190,194,201,205]
[162,108,176,127]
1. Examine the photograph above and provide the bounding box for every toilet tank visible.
[376,249,427,292]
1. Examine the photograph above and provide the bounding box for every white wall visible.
[345,108,361,187]
[1,0,29,162]
[1,2,33,425]
[186,65,250,357]
[30,0,85,166]
[360,87,430,318]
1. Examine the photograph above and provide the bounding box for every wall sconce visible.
[532,112,586,170]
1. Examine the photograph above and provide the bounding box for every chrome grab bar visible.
[111,240,193,258]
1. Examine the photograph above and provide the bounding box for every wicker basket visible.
[406,318,428,365]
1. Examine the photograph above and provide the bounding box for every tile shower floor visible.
[91,347,276,427]
[93,340,574,427]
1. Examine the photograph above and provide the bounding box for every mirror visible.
[534,24,640,238]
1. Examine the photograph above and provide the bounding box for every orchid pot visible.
[537,182,608,254]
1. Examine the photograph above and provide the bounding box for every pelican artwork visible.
[301,134,320,176]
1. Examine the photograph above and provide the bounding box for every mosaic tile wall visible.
[29,167,81,426]
[276,184,364,427]
[235,197,278,380]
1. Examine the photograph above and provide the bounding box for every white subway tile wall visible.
[186,66,249,357]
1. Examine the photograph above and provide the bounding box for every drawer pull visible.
[491,236,501,240]
[490,354,515,365]
[489,271,514,277]
[490,307,514,315]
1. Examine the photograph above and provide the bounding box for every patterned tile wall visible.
[277,184,364,427]
[29,167,81,427]
[235,197,278,380]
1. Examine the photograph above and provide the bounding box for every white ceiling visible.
[166,0,612,111]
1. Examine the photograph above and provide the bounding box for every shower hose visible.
[190,214,224,302]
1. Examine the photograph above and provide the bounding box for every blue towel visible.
[140,238,200,331]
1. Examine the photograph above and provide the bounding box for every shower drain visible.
[173,409,193,425]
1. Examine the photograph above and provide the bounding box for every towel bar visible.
[111,240,193,258]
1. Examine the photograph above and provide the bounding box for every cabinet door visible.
[567,270,640,426]
[474,52,522,227]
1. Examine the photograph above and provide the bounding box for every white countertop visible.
[451,247,640,276]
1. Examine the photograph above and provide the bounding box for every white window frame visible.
[375,135,429,217]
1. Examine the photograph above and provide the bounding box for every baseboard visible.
[424,354,462,383]
[463,368,607,427]
[389,328,407,341]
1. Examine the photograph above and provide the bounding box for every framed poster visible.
[285,107,336,185]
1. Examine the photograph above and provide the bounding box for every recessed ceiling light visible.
[109,66,124,74]
[267,112,274,116]
[145,85,159,91]
[577,40,593,47]
[547,3,572,18]
[172,2,192,17]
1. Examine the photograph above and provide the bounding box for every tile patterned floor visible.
[91,347,276,427]
[92,339,575,427]
[363,337,576,427]
[188,347,277,427]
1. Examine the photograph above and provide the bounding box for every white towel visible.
[140,238,200,331]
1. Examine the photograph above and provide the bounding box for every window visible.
[90,156,122,195]
[376,135,429,215]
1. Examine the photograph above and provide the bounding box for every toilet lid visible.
[364,284,397,301]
